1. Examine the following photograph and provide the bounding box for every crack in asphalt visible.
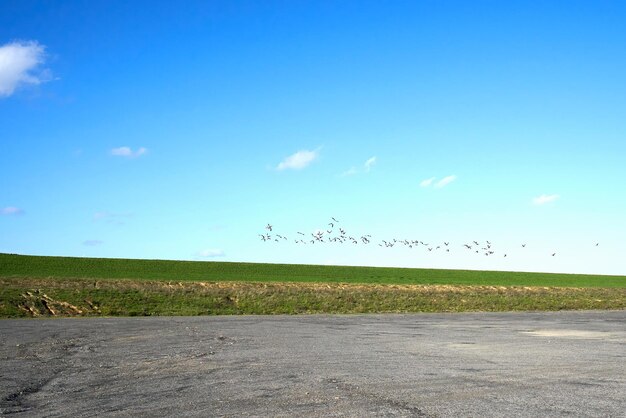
[325,377,434,417]
[2,376,56,414]
[0,339,86,415]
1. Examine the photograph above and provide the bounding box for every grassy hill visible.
[1,253,625,287]
[1,253,625,318]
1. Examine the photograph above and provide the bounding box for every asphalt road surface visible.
[1,311,625,417]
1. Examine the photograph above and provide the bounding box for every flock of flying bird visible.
[259,217,600,258]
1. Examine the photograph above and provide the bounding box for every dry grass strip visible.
[2,277,625,318]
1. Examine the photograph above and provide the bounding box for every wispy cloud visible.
[1,206,25,216]
[110,146,148,158]
[420,175,457,189]
[0,40,52,97]
[533,194,560,205]
[197,248,225,258]
[93,211,133,225]
[435,175,457,188]
[82,240,103,247]
[341,156,377,177]
[364,156,377,172]
[276,149,319,171]
[420,177,436,187]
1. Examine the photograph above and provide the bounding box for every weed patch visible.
[1,277,624,318]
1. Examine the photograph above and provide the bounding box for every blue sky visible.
[1,1,625,275]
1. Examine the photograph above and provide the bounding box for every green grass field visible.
[1,253,625,318]
[2,253,625,287]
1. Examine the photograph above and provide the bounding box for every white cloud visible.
[533,194,560,205]
[82,240,103,246]
[276,149,318,170]
[435,175,457,188]
[110,146,147,158]
[341,156,377,177]
[0,40,51,97]
[420,177,436,187]
[340,167,358,177]
[364,156,377,172]
[1,206,24,216]
[197,248,225,258]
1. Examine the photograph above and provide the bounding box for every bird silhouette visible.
[259,219,565,267]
